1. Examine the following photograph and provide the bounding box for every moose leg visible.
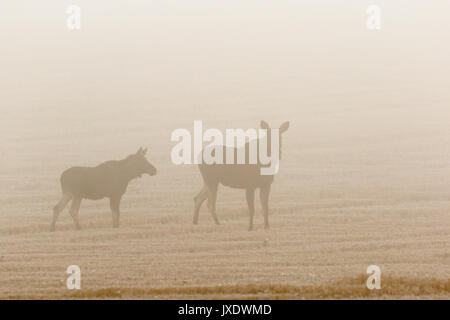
[206,183,220,225]
[69,197,82,230]
[50,193,72,232]
[193,185,208,224]
[246,188,255,231]
[260,184,271,230]
[110,196,121,228]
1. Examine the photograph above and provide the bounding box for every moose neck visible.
[257,130,280,175]
[118,157,143,182]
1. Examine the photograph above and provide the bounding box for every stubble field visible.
[0,101,449,299]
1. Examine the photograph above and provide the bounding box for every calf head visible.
[127,147,157,177]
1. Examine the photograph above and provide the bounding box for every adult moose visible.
[50,148,157,231]
[193,121,289,231]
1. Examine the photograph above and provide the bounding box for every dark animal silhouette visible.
[193,121,289,231]
[50,148,157,231]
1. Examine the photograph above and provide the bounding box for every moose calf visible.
[50,148,157,231]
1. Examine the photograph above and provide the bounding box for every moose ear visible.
[142,148,148,155]
[136,147,143,155]
[260,120,270,130]
[279,121,290,133]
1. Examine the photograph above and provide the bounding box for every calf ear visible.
[260,120,270,129]
[279,121,290,133]
[136,147,143,155]
[142,148,148,155]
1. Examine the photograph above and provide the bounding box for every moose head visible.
[126,147,157,177]
[260,120,290,161]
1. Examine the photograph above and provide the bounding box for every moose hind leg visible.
[206,183,220,225]
[50,193,72,232]
[246,188,255,231]
[69,197,82,230]
[193,186,208,224]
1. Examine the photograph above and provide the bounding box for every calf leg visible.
[50,193,72,232]
[69,197,82,230]
[260,184,271,230]
[193,185,208,224]
[246,188,255,231]
[110,196,121,228]
[206,183,220,225]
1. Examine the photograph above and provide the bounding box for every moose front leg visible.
[110,196,122,228]
[69,196,82,230]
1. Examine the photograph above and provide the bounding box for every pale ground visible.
[0,0,449,299]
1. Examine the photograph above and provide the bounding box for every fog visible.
[0,1,448,299]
